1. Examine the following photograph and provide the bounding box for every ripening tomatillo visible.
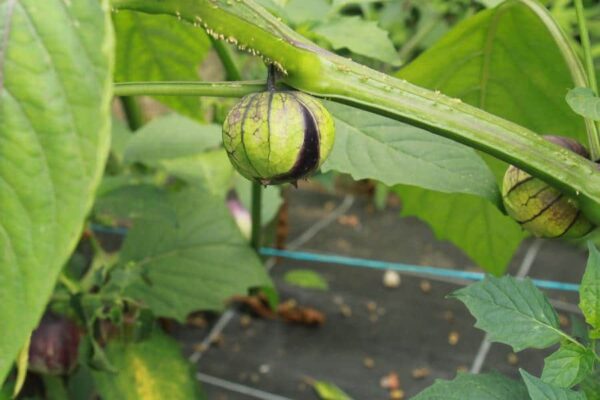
[502,135,595,238]
[222,68,335,185]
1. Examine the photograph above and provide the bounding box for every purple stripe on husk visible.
[269,95,320,184]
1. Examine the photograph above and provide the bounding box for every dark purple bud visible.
[28,313,80,375]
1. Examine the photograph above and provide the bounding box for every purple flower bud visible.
[28,313,80,375]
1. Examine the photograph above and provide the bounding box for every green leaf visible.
[521,369,586,400]
[113,11,211,119]
[13,336,29,398]
[394,0,587,274]
[412,372,529,400]
[94,184,177,223]
[566,87,600,121]
[283,0,331,25]
[312,16,401,65]
[323,101,500,204]
[394,186,524,275]
[284,269,328,291]
[93,330,204,399]
[580,243,600,331]
[123,114,221,165]
[580,370,600,400]
[541,343,596,388]
[0,0,113,383]
[398,1,587,167]
[0,381,13,400]
[451,276,561,351]
[313,381,353,400]
[160,149,234,197]
[120,188,271,321]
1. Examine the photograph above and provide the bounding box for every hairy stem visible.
[574,0,600,161]
[110,0,600,224]
[114,81,266,97]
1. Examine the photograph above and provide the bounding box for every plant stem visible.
[120,96,144,131]
[251,182,262,251]
[574,0,600,161]
[58,273,80,295]
[114,81,266,97]
[575,0,598,94]
[211,37,243,80]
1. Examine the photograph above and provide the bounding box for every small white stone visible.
[383,270,401,288]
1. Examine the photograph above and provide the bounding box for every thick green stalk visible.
[574,0,600,161]
[110,0,600,224]
[114,81,265,97]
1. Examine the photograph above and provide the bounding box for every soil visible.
[173,188,587,400]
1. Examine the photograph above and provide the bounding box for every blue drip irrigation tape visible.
[258,248,581,293]
[90,224,580,292]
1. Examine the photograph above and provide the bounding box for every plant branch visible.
[110,0,600,225]
[210,37,243,80]
[114,80,266,97]
[251,182,262,250]
[574,0,600,161]
[120,96,145,130]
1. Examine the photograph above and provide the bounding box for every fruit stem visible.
[574,0,600,161]
[113,81,266,97]
[267,64,277,92]
[251,182,262,251]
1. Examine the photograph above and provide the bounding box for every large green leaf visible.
[521,370,586,400]
[93,330,204,399]
[120,188,271,321]
[452,276,562,351]
[394,0,586,274]
[394,186,525,275]
[323,102,499,203]
[312,16,401,65]
[113,11,211,119]
[124,114,221,164]
[0,0,113,383]
[412,373,528,400]
[580,243,600,335]
[160,149,234,197]
[94,184,177,223]
[541,343,596,388]
[123,114,234,196]
[398,0,587,160]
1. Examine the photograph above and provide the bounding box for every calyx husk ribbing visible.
[222,90,335,185]
[502,136,595,238]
